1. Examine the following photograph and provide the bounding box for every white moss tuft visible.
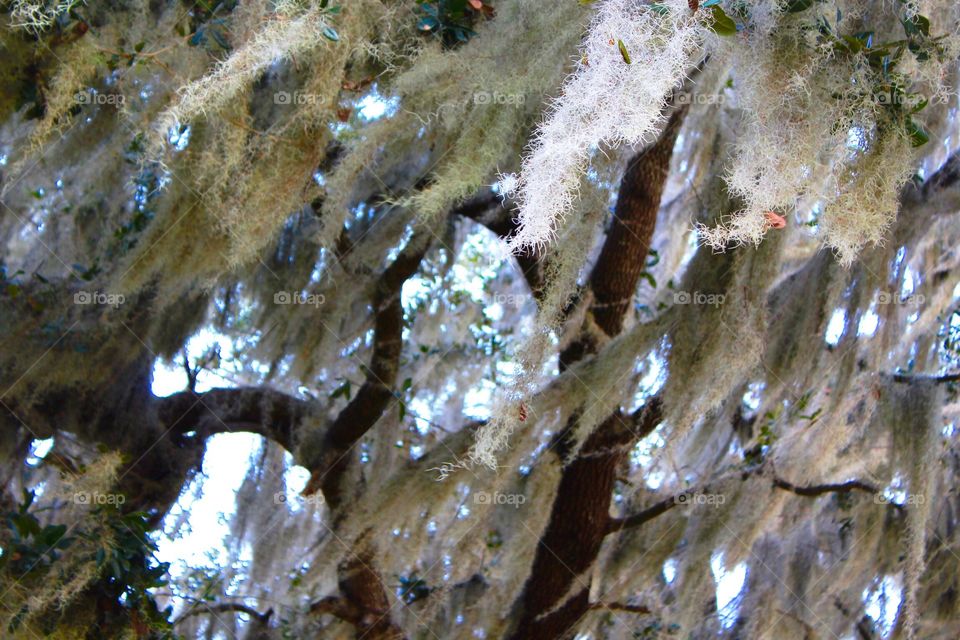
[506,0,705,251]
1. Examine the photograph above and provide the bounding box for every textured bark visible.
[559,105,687,369]
[508,403,662,640]
[508,105,687,640]
[157,386,310,451]
[589,108,687,337]
[311,541,407,640]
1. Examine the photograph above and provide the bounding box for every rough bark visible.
[559,105,687,368]
[508,403,663,639]
[507,105,688,640]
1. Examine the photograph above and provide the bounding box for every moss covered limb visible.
[302,233,431,510]
[156,386,311,452]
[506,106,687,640]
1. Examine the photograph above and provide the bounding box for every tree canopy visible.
[1,0,960,638]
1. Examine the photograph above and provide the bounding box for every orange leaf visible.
[764,211,787,229]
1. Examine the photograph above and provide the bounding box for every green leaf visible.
[839,35,865,53]
[38,524,67,548]
[709,5,738,36]
[617,39,631,64]
[902,14,930,38]
[12,513,41,538]
[322,26,340,41]
[330,380,351,399]
[785,0,815,12]
[417,16,439,31]
[906,119,929,147]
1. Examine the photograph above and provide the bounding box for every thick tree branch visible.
[559,104,688,368]
[156,387,310,452]
[303,234,430,509]
[508,103,687,640]
[588,105,689,338]
[901,150,960,217]
[300,237,429,640]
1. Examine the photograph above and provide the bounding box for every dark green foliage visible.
[416,0,490,47]
[395,572,433,604]
[0,490,175,638]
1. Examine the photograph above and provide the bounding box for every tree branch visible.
[454,191,545,298]
[889,371,960,385]
[901,150,960,217]
[174,601,273,625]
[588,601,651,615]
[156,386,310,452]
[610,472,879,533]
[303,233,430,509]
[507,102,687,640]
[771,477,878,497]
[607,489,693,533]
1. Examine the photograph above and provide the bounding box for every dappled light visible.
[1,1,960,639]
